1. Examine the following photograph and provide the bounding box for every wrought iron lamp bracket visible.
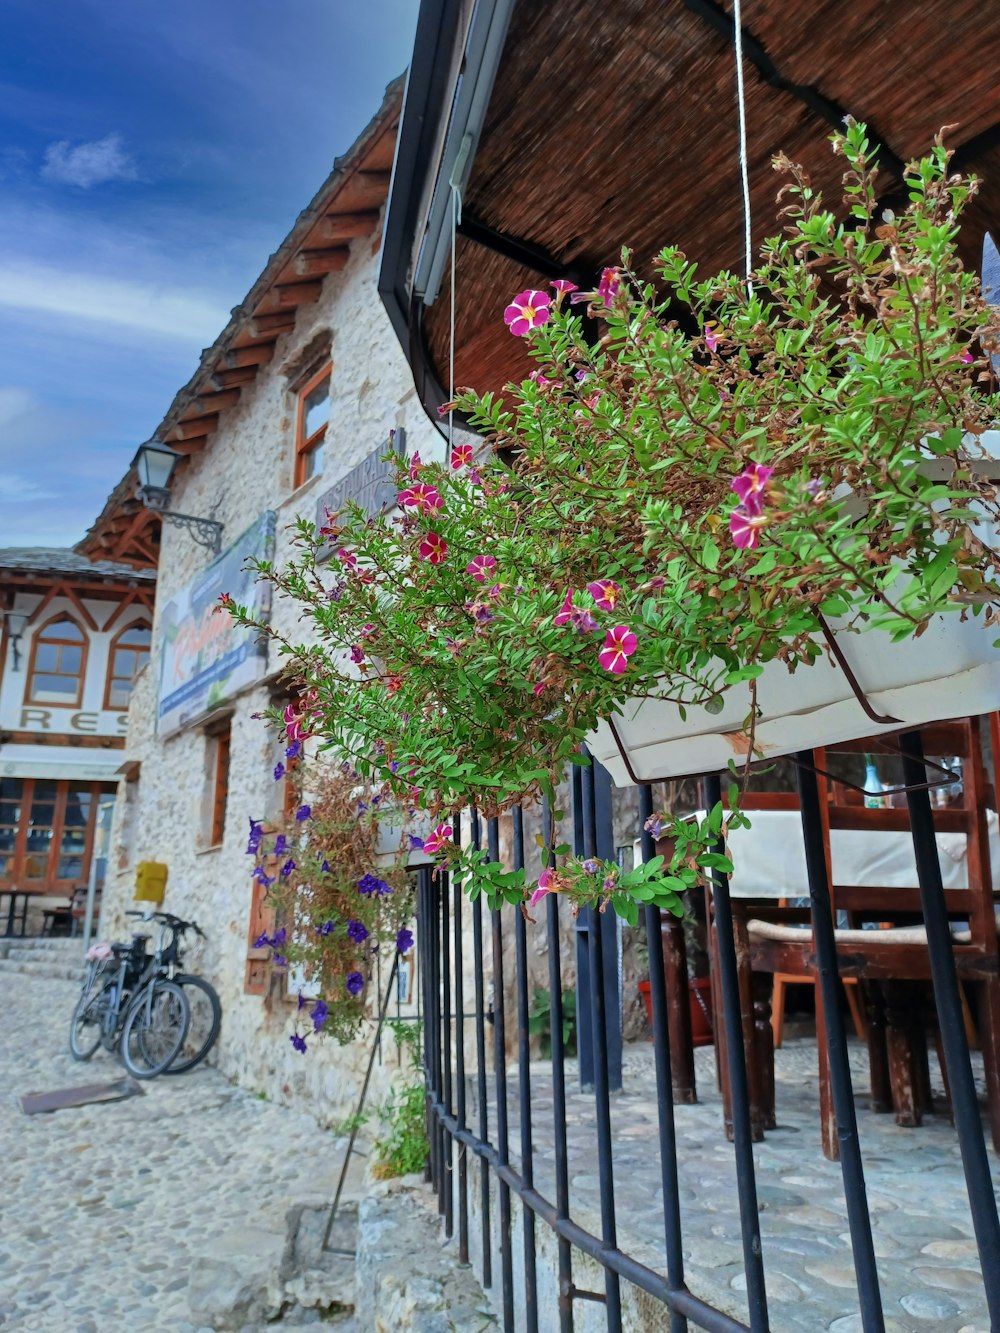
[160,510,224,556]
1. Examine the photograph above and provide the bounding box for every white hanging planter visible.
[589,434,1000,787]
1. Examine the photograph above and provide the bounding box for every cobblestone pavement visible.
[0,971,346,1333]
[495,1034,998,1333]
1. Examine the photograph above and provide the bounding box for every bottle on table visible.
[863,754,888,809]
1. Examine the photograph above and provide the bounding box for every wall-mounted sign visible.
[314,429,405,558]
[157,512,276,737]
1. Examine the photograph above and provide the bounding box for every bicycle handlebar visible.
[124,909,206,938]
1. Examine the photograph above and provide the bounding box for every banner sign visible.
[157,512,276,737]
[314,429,405,558]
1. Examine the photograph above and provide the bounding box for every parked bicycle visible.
[70,923,188,1078]
[68,910,221,1077]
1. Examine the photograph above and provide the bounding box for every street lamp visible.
[131,440,224,556]
[2,609,29,672]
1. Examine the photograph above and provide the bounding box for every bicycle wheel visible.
[164,974,221,1075]
[119,980,189,1079]
[70,977,112,1061]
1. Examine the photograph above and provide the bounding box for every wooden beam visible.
[292,247,350,278]
[271,281,323,309]
[210,366,259,390]
[353,170,392,194]
[315,210,380,240]
[170,415,220,441]
[247,313,296,337]
[221,344,275,369]
[189,389,241,414]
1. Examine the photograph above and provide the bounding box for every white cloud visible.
[41,133,137,189]
[0,261,225,342]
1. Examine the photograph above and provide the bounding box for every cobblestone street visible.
[0,963,349,1333]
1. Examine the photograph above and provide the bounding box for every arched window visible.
[27,617,87,708]
[104,621,152,710]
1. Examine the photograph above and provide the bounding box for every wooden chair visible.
[712,716,1000,1159]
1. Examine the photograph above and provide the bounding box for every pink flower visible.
[529,867,558,907]
[503,289,551,337]
[487,583,503,601]
[553,589,576,626]
[532,681,547,697]
[418,532,448,564]
[451,443,473,469]
[587,579,621,612]
[599,625,637,674]
[730,463,774,509]
[729,506,769,550]
[398,483,443,515]
[466,554,497,583]
[550,279,578,295]
[597,267,621,305]
[408,452,423,480]
[284,702,305,743]
[705,324,720,353]
[337,548,358,569]
[350,645,365,664]
[528,369,556,388]
[422,824,453,856]
[467,468,482,487]
[961,349,975,364]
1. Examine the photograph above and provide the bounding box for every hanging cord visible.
[445,134,471,463]
[732,0,754,300]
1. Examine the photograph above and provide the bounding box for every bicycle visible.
[138,910,222,1074]
[70,922,189,1078]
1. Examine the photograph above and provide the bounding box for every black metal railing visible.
[418,737,1000,1331]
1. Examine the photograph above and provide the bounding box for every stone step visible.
[6,945,86,961]
[0,958,84,982]
[1,938,85,955]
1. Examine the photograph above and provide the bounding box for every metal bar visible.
[577,762,597,1090]
[543,797,575,1333]
[701,774,769,1333]
[430,867,445,1218]
[795,755,885,1333]
[488,816,516,1331]
[442,865,454,1239]
[512,806,539,1333]
[899,734,1000,1322]
[588,897,623,1330]
[470,808,492,1288]
[592,757,623,1093]
[321,952,401,1251]
[429,1100,750,1333]
[419,866,435,1188]
[639,784,688,1333]
[452,815,470,1264]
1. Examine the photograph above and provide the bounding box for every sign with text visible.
[157,512,276,737]
[314,429,405,558]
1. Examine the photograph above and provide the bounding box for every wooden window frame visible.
[209,725,232,848]
[293,363,331,488]
[26,615,88,710]
[0,778,105,892]
[103,619,152,711]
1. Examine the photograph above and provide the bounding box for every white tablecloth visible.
[699,809,1000,899]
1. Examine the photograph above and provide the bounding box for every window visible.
[0,778,110,889]
[27,617,87,708]
[209,725,231,847]
[294,364,331,486]
[104,621,151,710]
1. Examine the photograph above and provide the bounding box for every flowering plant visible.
[227,125,999,921]
[248,759,415,1050]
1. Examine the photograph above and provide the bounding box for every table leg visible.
[661,912,696,1105]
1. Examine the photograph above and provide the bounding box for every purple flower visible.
[297,990,306,1011]
[346,972,364,996]
[281,858,296,878]
[272,928,287,946]
[274,762,285,782]
[254,931,270,949]
[311,1000,329,1032]
[357,872,391,897]
[582,859,601,875]
[291,1033,308,1054]
[570,608,599,634]
[319,920,334,936]
[408,834,425,851]
[252,867,274,889]
[389,761,400,774]
[327,581,344,603]
[643,814,665,839]
[357,800,368,813]
[347,920,369,944]
[321,859,331,874]
[247,819,264,855]
[286,741,301,760]
[273,834,288,858]
[272,953,287,968]
[296,805,311,822]
[396,928,414,953]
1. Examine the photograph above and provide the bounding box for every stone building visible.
[0,547,155,936]
[85,81,448,1122]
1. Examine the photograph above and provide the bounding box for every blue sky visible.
[0,0,417,547]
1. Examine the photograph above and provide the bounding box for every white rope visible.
[732,0,754,301]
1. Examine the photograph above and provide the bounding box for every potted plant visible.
[225,124,1000,924]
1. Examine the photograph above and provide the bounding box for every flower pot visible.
[591,433,1000,786]
[639,976,714,1047]
[374,811,435,867]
